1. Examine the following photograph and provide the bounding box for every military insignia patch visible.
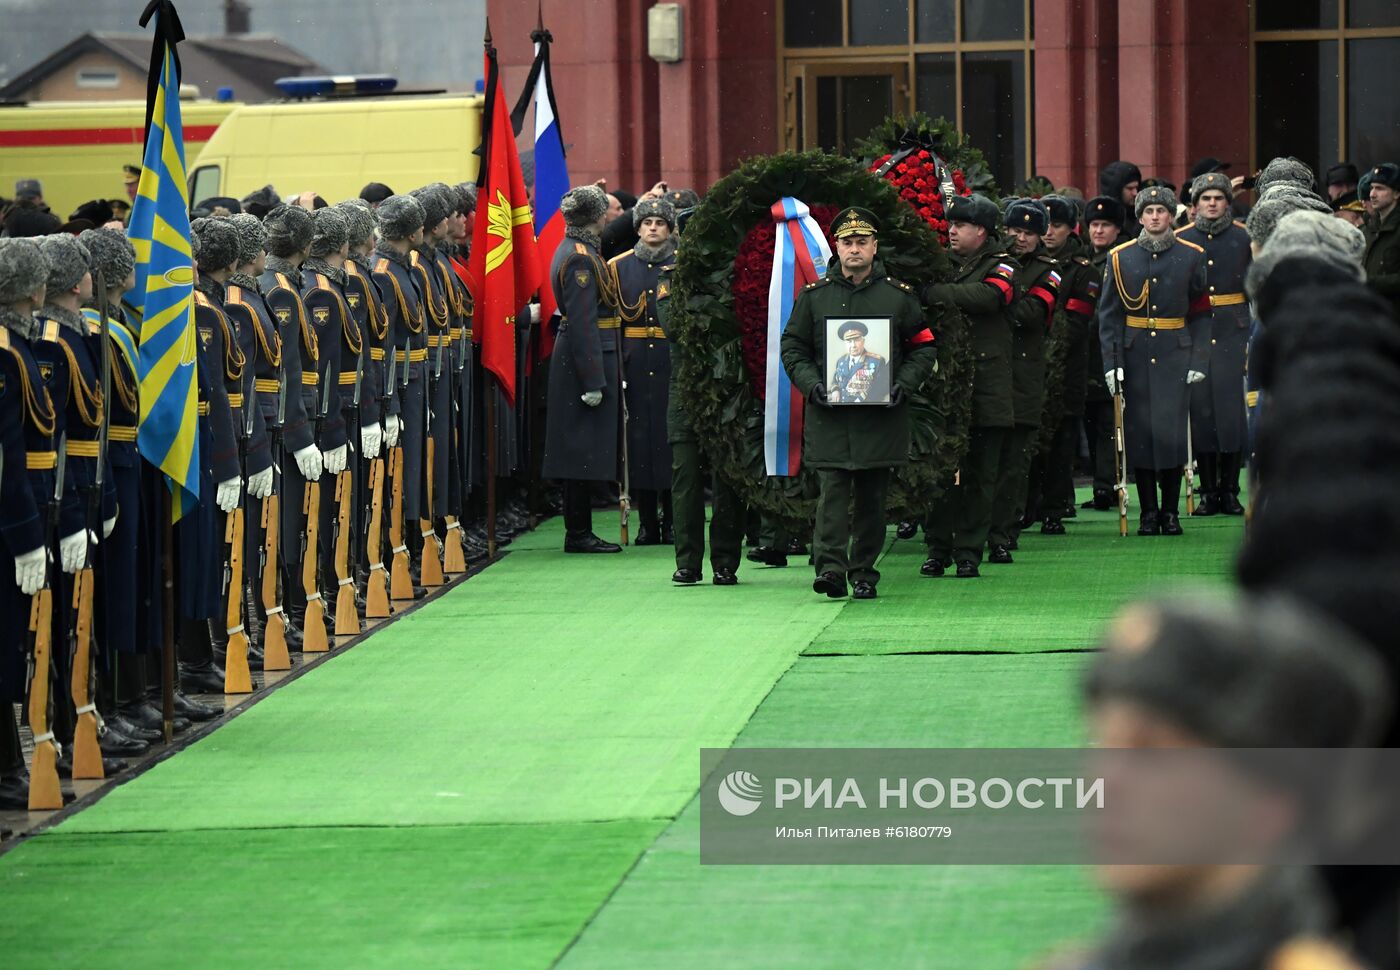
[275,309,291,325]
[656,283,669,299]
[347,294,361,309]
[198,327,212,348]
[312,307,331,325]
[574,243,588,255]
[38,362,53,383]
[575,271,591,288]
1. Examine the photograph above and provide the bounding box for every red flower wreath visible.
[869,149,970,247]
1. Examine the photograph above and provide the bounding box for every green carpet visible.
[806,500,1240,654]
[557,654,1106,969]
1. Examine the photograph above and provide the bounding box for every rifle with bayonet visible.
[26,431,65,809]
[440,284,468,574]
[260,335,291,670]
[223,334,256,694]
[300,362,331,653]
[333,347,362,636]
[365,347,393,616]
[388,347,413,601]
[1112,348,1129,539]
[419,328,446,588]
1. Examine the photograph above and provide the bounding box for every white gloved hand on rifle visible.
[1104,368,1124,397]
[323,444,348,476]
[361,422,382,460]
[384,415,402,449]
[293,444,323,481]
[247,466,274,500]
[59,530,91,574]
[102,510,118,538]
[1186,369,1206,384]
[581,389,603,407]
[14,546,46,595]
[216,476,241,513]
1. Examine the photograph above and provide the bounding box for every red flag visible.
[466,35,540,407]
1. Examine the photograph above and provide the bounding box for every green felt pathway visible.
[0,494,1243,969]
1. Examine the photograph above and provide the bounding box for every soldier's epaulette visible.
[1073,255,1092,267]
[1173,225,1192,236]
[802,277,831,291]
[194,290,212,308]
[0,327,8,350]
[1268,938,1365,970]
[315,273,331,290]
[883,277,914,293]
[373,257,391,273]
[574,242,589,255]
[1109,240,1137,256]
[607,251,630,267]
[1034,254,1057,265]
[1176,238,1206,253]
[1233,220,1248,231]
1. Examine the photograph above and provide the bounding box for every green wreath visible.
[853,113,1001,202]
[669,150,974,522]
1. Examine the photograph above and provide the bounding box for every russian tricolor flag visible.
[530,40,568,358]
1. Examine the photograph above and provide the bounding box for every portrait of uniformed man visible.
[827,318,891,404]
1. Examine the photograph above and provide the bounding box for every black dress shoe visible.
[108,713,160,743]
[246,642,265,671]
[851,580,877,599]
[662,524,674,544]
[126,701,191,735]
[1160,511,1183,536]
[672,567,702,585]
[0,775,29,810]
[633,526,660,546]
[785,538,808,556]
[284,624,304,650]
[746,546,788,568]
[895,520,918,540]
[1062,505,1077,519]
[1006,536,1019,551]
[1084,489,1113,510]
[99,727,149,757]
[812,571,847,598]
[955,560,980,578]
[989,544,1014,564]
[1220,493,1245,516]
[919,557,946,577]
[179,661,226,695]
[564,532,622,554]
[1041,518,1066,535]
[172,691,221,722]
[712,567,738,586]
[1138,511,1161,536]
[1191,492,1219,517]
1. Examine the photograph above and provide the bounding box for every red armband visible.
[984,276,1014,304]
[1190,292,1212,315]
[1065,297,1096,317]
[904,328,935,346]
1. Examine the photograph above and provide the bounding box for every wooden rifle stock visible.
[389,445,413,600]
[333,469,359,635]
[301,481,328,652]
[443,514,467,574]
[69,565,102,779]
[1184,412,1196,516]
[259,493,290,670]
[26,587,61,810]
[223,506,252,693]
[419,436,445,587]
[365,457,390,617]
[1113,390,1129,538]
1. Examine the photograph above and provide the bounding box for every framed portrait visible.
[825,316,893,405]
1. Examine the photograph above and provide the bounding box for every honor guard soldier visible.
[260,205,328,635]
[780,206,937,600]
[610,196,677,545]
[1080,196,1126,511]
[1178,172,1252,516]
[920,195,1015,578]
[371,195,429,590]
[435,185,481,560]
[1098,184,1211,536]
[1362,163,1400,320]
[989,198,1060,562]
[409,185,454,574]
[0,238,58,807]
[542,185,624,553]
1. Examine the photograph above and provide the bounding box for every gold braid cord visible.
[376,260,424,335]
[411,254,449,330]
[57,339,104,428]
[609,254,647,324]
[3,346,57,437]
[275,273,319,362]
[1110,248,1149,312]
[227,291,282,368]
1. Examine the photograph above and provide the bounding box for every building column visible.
[1034,0,1119,193]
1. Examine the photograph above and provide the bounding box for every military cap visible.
[37,233,90,293]
[1331,189,1365,214]
[308,206,349,258]
[78,227,135,287]
[0,237,50,304]
[1190,171,1233,202]
[3,205,61,238]
[666,188,701,210]
[1256,156,1315,195]
[374,194,425,241]
[632,196,676,230]
[1324,162,1359,187]
[1087,594,1389,748]
[1042,195,1078,227]
[122,164,141,186]
[191,217,240,273]
[837,320,868,339]
[831,206,879,239]
[1134,184,1178,219]
[262,203,315,257]
[334,200,376,246]
[228,213,267,266]
[559,184,609,228]
[454,182,478,213]
[1084,195,1126,228]
[411,185,450,232]
[1005,197,1049,235]
[13,178,42,200]
[1188,156,1230,181]
[69,199,114,226]
[947,193,998,232]
[1369,162,1400,191]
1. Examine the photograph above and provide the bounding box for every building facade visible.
[487,0,1400,196]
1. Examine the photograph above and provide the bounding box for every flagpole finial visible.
[484,17,493,48]
[536,1,544,32]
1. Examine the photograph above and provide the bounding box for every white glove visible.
[60,530,90,574]
[1186,369,1206,384]
[102,511,118,538]
[361,422,382,460]
[14,547,46,596]
[216,476,241,513]
[1104,368,1123,396]
[293,444,323,481]
[247,466,274,500]
[384,415,402,448]
[323,444,348,476]
[581,389,603,407]
[529,303,542,324]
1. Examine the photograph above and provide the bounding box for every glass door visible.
[785,60,910,153]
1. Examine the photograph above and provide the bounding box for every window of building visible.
[781,0,1034,188]
[1252,5,1400,180]
[76,69,120,89]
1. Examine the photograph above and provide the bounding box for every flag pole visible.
[161,487,175,742]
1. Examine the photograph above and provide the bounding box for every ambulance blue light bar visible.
[274,75,399,99]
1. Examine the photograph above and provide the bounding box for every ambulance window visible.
[190,166,220,210]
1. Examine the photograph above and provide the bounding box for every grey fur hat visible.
[455,183,478,212]
[263,204,315,258]
[410,185,450,232]
[335,200,376,246]
[1134,183,1179,219]
[1256,156,1315,195]
[375,194,425,241]
[1087,593,1389,748]
[666,188,701,210]
[37,233,91,293]
[0,237,50,304]
[1245,193,1333,246]
[78,227,135,287]
[632,196,677,230]
[560,184,609,228]
[1244,210,1368,303]
[191,217,241,273]
[228,213,267,266]
[1190,171,1233,201]
[308,206,349,258]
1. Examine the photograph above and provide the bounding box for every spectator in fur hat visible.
[240,184,281,220]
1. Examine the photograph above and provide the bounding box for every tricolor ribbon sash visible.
[764,197,832,477]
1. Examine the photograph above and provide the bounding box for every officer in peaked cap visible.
[1080,195,1127,511]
